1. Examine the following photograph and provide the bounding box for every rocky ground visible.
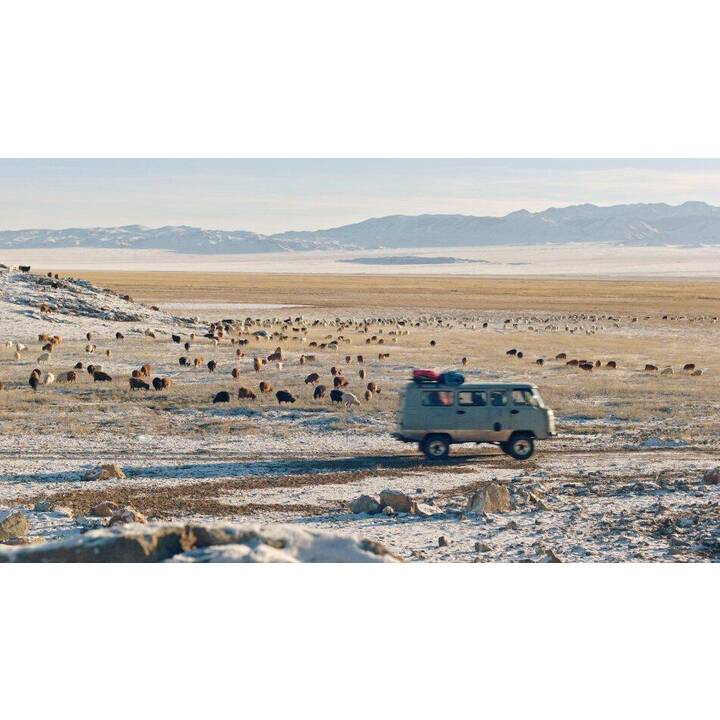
[0,268,719,562]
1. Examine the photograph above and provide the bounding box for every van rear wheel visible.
[421,435,450,460]
[504,433,535,460]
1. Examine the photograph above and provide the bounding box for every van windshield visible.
[512,388,544,408]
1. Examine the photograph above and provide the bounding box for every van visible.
[392,379,556,460]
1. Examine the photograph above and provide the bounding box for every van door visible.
[454,389,494,442]
[486,389,513,441]
[407,388,456,436]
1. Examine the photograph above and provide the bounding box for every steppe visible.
[1,265,718,561]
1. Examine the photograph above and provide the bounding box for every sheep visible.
[42,343,53,353]
[606,360,617,369]
[129,377,150,390]
[193,357,204,368]
[115,332,124,340]
[86,332,92,341]
[179,356,189,366]
[333,375,349,388]
[304,372,320,385]
[358,368,366,379]
[37,352,50,363]
[341,391,361,407]
[74,362,83,370]
[13,351,21,361]
[253,357,262,372]
[313,385,327,400]
[461,357,468,367]
[661,367,674,375]
[367,381,379,393]
[276,390,296,404]
[506,349,517,356]
[152,377,172,391]
[357,355,364,363]
[66,370,77,383]
[345,355,352,364]
[364,390,373,401]
[207,360,217,373]
[231,368,240,379]
[683,363,696,372]
[536,358,544,366]
[213,390,231,403]
[691,369,704,376]
[566,359,579,366]
[330,389,344,404]
[140,364,152,377]
[259,381,273,393]
[85,344,95,353]
[579,362,593,372]
[516,351,524,359]
[93,371,112,382]
[44,372,55,385]
[430,340,436,347]
[238,387,257,400]
[644,364,658,372]
[172,334,181,344]
[555,353,567,360]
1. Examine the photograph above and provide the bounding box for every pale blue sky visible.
[1,159,720,234]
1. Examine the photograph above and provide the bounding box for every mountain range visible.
[2,202,720,253]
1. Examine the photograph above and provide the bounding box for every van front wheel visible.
[505,433,535,460]
[421,435,450,460]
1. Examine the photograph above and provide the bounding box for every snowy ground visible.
[0,268,719,561]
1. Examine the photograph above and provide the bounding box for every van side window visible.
[458,390,487,406]
[421,390,454,407]
[512,389,538,407]
[490,390,507,407]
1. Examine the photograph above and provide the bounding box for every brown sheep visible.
[313,385,327,399]
[115,331,124,340]
[330,366,338,376]
[644,364,658,372]
[566,359,579,366]
[106,349,112,358]
[506,348,517,356]
[364,390,373,401]
[555,353,567,360]
[129,377,150,390]
[131,369,142,379]
[357,355,364,363]
[430,340,436,347]
[153,377,172,390]
[259,381,273,393]
[691,369,703,376]
[74,362,83,370]
[304,372,320,385]
[193,357,204,368]
[238,387,257,400]
[516,351,524,359]
[179,357,189,366]
[29,371,40,391]
[207,360,217,373]
[140,364,152,377]
[461,357,468,367]
[536,358,544,366]
[253,357,262,372]
[42,343,53,353]
[66,371,77,383]
[231,368,240,379]
[345,355,352,364]
[606,361,617,369]
[579,362,594,372]
[683,363,696,372]
[333,375,349,388]
[358,368,366,379]
[93,371,112,382]
[367,381,379,393]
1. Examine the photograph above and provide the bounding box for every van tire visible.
[505,432,535,460]
[421,434,450,460]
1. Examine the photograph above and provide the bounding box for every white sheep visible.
[44,372,55,385]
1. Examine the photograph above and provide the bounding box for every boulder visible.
[702,467,720,485]
[108,506,147,526]
[88,501,120,517]
[467,483,512,514]
[475,541,492,553]
[350,494,382,515]
[438,535,450,547]
[0,510,29,542]
[382,505,395,516]
[0,522,402,563]
[414,503,439,518]
[379,489,414,513]
[82,463,126,482]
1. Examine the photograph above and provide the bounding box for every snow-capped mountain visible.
[2,202,720,253]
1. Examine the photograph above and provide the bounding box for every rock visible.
[88,501,120,517]
[703,467,720,485]
[379,489,414,514]
[541,549,563,563]
[475,541,492,553]
[529,493,551,511]
[349,494,382,515]
[82,463,126,482]
[0,522,402,563]
[467,482,512,514]
[0,523,194,562]
[33,500,54,512]
[382,505,395,516]
[438,535,449,547]
[51,506,74,519]
[0,510,29,542]
[506,520,519,530]
[108,506,147,526]
[414,503,439,518]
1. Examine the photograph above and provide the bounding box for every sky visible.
[1,159,720,234]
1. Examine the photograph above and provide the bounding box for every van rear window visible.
[421,391,454,407]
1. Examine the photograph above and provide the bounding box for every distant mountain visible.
[2,202,720,253]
